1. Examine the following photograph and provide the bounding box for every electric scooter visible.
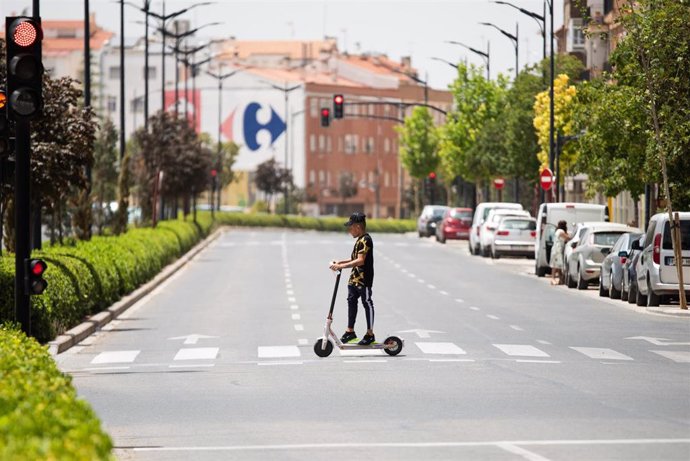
[313,269,404,358]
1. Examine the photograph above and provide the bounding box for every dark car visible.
[624,236,645,304]
[599,232,643,299]
[435,207,473,243]
[417,205,450,238]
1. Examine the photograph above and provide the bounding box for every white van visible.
[535,203,608,277]
[469,202,523,255]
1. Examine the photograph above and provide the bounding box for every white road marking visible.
[510,325,524,331]
[168,334,218,345]
[494,344,550,358]
[290,305,299,310]
[455,298,464,303]
[537,340,552,345]
[496,442,552,461]
[174,348,219,361]
[169,364,215,368]
[285,284,292,289]
[470,306,481,311]
[83,366,130,371]
[294,324,304,331]
[258,346,301,359]
[91,350,140,364]
[288,297,296,303]
[415,342,466,355]
[427,284,436,289]
[417,279,425,283]
[258,361,303,366]
[298,339,309,346]
[649,350,690,363]
[439,290,449,296]
[339,348,385,357]
[343,359,387,363]
[429,358,475,363]
[291,313,301,320]
[408,273,415,278]
[570,347,633,361]
[515,360,562,364]
[487,314,500,320]
[286,290,294,295]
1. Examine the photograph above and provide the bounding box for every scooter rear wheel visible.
[313,338,334,357]
[383,336,403,356]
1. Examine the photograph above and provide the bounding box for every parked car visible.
[435,207,473,243]
[417,205,450,238]
[599,231,643,298]
[564,222,612,287]
[566,223,640,289]
[490,217,537,259]
[479,209,531,257]
[469,202,523,255]
[623,236,645,303]
[633,212,690,306]
[535,203,609,277]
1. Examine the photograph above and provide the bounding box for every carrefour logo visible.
[241,102,286,151]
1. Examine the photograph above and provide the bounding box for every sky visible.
[1,0,562,89]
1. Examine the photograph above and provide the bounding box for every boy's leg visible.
[346,285,360,330]
[362,286,375,333]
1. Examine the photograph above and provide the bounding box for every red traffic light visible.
[11,20,40,47]
[30,259,47,276]
[211,169,217,177]
[428,172,436,180]
[321,108,330,117]
[334,95,344,104]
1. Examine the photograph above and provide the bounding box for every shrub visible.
[214,212,416,233]
[0,325,114,460]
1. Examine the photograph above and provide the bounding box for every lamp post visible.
[181,54,215,131]
[260,81,302,215]
[480,22,518,79]
[446,40,490,80]
[206,65,247,213]
[169,38,221,122]
[431,56,458,70]
[492,1,545,62]
[377,61,428,104]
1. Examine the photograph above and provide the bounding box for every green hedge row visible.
[0,217,213,343]
[214,212,416,233]
[0,325,113,460]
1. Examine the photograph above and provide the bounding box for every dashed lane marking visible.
[649,350,690,363]
[91,350,140,364]
[173,348,219,361]
[570,347,633,361]
[494,344,550,358]
[510,325,524,331]
[415,342,466,355]
[258,346,301,359]
[487,315,500,320]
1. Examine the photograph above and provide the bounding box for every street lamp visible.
[260,80,302,215]
[169,39,222,121]
[180,53,218,130]
[206,65,247,213]
[492,1,545,62]
[377,61,428,103]
[480,22,519,79]
[446,40,490,80]
[431,56,458,70]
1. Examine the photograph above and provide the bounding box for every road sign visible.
[493,178,505,190]
[540,168,554,191]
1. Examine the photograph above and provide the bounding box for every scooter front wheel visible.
[383,336,403,356]
[313,338,334,357]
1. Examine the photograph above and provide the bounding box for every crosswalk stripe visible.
[339,348,385,357]
[415,342,466,355]
[649,350,690,363]
[570,347,633,361]
[174,348,219,361]
[258,346,301,359]
[494,344,550,357]
[91,350,140,364]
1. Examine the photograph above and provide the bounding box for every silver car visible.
[490,217,536,259]
[566,223,640,290]
[599,231,643,299]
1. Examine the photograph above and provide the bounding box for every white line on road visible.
[649,350,690,363]
[417,279,425,283]
[415,342,466,355]
[470,306,481,311]
[173,348,219,361]
[286,290,294,295]
[487,314,500,320]
[258,361,303,366]
[496,442,552,461]
[439,290,449,296]
[429,359,475,363]
[290,304,299,310]
[91,350,140,364]
[294,324,304,331]
[288,297,296,303]
[343,359,387,363]
[494,344,550,358]
[339,348,385,357]
[83,366,131,371]
[455,298,464,303]
[510,325,524,331]
[291,313,301,320]
[515,360,562,364]
[570,347,633,361]
[169,364,215,368]
[537,340,552,345]
[258,346,301,358]
[427,284,436,289]
[408,273,415,278]
[298,339,309,346]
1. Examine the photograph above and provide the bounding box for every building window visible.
[310,98,318,118]
[131,96,144,113]
[327,171,331,187]
[568,18,585,51]
[57,28,77,39]
[327,136,332,153]
[144,66,157,80]
[319,170,325,185]
[309,170,316,185]
[384,138,390,153]
[318,135,326,152]
[384,172,390,187]
[109,66,121,80]
[107,96,117,112]
[310,134,316,152]
[338,136,343,152]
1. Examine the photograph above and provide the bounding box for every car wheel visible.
[566,265,576,289]
[598,278,608,297]
[627,280,637,304]
[418,231,424,238]
[536,262,547,277]
[647,277,660,307]
[469,242,475,255]
[576,264,588,290]
[439,235,446,244]
[491,247,500,259]
[610,272,622,300]
[481,245,490,258]
[635,281,647,306]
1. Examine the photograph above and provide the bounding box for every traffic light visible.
[321,108,331,127]
[5,17,44,120]
[0,92,9,157]
[24,258,48,295]
[333,94,344,119]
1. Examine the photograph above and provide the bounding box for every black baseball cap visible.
[344,212,366,227]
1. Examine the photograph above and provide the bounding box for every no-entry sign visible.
[493,178,505,190]
[540,168,554,191]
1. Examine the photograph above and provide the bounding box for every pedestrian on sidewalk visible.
[329,212,376,346]
[550,220,570,285]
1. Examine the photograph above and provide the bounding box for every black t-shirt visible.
[349,233,374,287]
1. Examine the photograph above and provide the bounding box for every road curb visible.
[48,227,224,356]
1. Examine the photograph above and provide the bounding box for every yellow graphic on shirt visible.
[349,235,370,287]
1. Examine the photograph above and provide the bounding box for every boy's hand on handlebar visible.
[329,261,341,271]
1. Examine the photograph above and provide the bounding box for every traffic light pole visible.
[14,119,31,335]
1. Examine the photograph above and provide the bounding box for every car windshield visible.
[450,209,472,219]
[501,219,536,231]
[593,232,626,246]
[662,221,690,250]
[432,208,447,218]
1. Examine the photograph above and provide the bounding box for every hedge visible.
[213,212,416,233]
[0,325,113,460]
[0,218,213,343]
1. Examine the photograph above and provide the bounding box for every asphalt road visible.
[56,229,690,461]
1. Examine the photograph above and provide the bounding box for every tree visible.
[396,106,439,213]
[92,119,119,234]
[255,158,290,212]
[338,171,358,206]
